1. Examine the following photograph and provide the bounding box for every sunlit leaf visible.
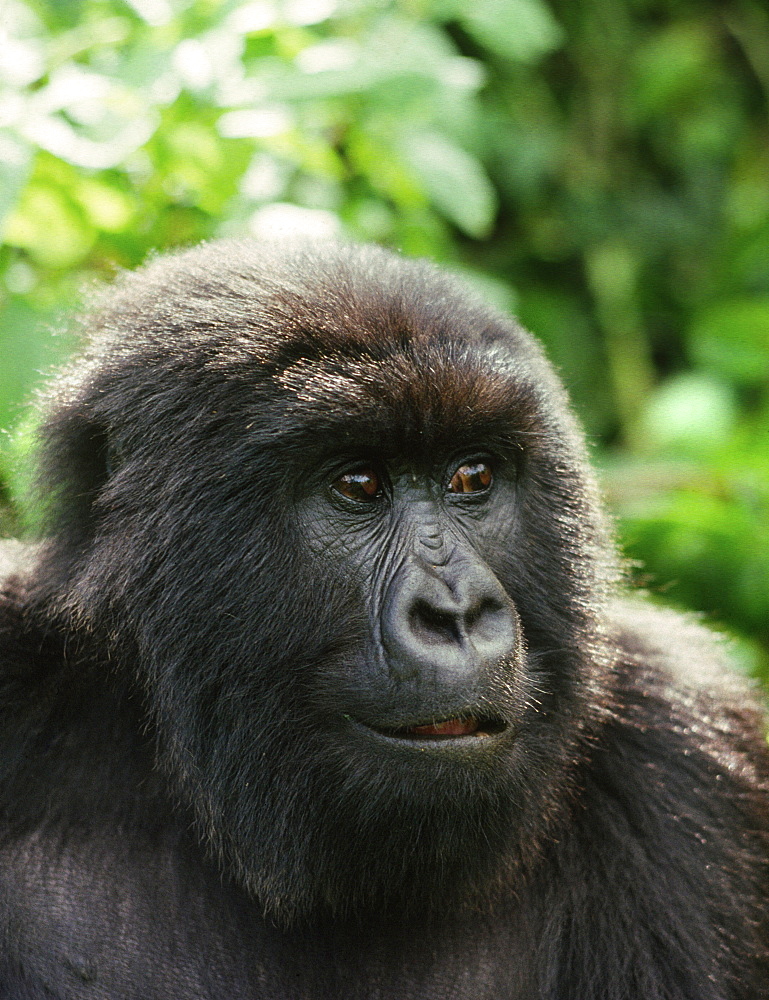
[458,0,563,63]
[76,179,135,232]
[18,66,157,169]
[124,0,173,27]
[248,202,341,239]
[4,183,95,268]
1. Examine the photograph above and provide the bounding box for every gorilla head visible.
[31,241,619,924]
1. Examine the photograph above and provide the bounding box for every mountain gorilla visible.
[0,241,767,999]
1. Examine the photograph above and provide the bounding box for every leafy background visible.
[1,0,767,679]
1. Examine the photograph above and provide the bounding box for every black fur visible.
[0,240,766,999]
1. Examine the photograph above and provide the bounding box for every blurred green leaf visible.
[75,178,136,232]
[400,132,497,237]
[19,65,158,169]
[631,22,713,120]
[689,298,769,386]
[622,486,769,643]
[0,130,35,229]
[4,182,95,269]
[0,298,76,441]
[457,0,563,63]
[640,374,738,455]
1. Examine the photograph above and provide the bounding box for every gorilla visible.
[0,240,767,999]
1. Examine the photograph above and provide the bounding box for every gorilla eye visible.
[332,468,382,503]
[448,460,493,495]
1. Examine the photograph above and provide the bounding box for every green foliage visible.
[1,0,767,676]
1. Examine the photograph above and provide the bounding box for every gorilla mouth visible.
[374,715,507,741]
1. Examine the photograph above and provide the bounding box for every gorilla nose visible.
[381,556,518,686]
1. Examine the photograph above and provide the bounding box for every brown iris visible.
[332,468,381,503]
[449,460,493,495]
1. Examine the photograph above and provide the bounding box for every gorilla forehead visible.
[80,239,560,455]
[271,346,539,457]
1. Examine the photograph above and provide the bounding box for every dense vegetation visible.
[1,0,767,677]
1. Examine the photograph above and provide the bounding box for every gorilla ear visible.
[33,407,112,544]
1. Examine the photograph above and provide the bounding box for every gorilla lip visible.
[375,716,506,741]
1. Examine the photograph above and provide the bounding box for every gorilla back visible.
[0,241,767,999]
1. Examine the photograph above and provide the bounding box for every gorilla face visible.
[35,241,617,923]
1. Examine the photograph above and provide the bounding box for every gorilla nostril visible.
[409,600,461,645]
[465,599,506,639]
